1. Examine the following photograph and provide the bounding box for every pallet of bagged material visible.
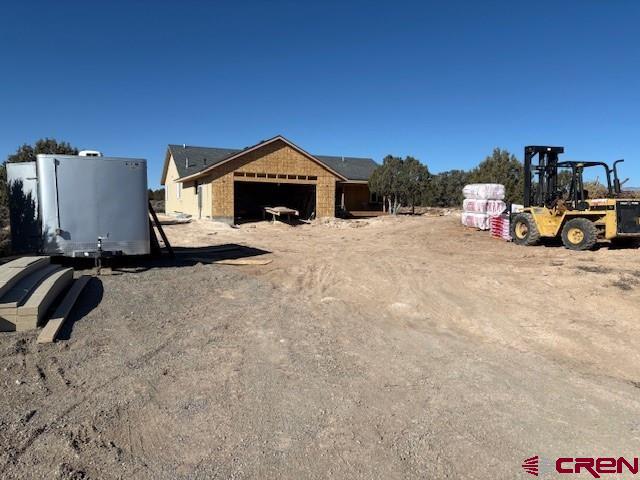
[16,268,73,331]
[462,183,505,200]
[490,215,511,241]
[37,276,91,344]
[461,212,490,230]
[0,257,50,299]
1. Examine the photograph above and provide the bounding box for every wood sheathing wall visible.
[342,183,372,211]
[198,140,338,222]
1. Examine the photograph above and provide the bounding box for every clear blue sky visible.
[1,0,639,188]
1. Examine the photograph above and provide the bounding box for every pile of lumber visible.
[0,257,88,340]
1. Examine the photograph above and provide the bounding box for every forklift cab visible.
[523,146,625,210]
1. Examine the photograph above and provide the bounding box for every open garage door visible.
[234,181,316,222]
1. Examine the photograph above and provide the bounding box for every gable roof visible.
[160,135,378,184]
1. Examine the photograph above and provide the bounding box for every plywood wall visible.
[342,183,371,211]
[202,140,339,221]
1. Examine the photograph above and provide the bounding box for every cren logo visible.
[522,456,539,476]
[522,456,640,478]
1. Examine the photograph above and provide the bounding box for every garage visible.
[161,135,381,223]
[234,181,316,222]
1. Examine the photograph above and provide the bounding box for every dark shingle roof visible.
[167,143,378,182]
[315,155,379,181]
[168,144,241,178]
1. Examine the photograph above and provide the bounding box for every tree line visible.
[367,148,639,211]
[369,148,525,211]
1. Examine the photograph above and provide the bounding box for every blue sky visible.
[1,0,639,188]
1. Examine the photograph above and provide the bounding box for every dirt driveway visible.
[1,214,639,479]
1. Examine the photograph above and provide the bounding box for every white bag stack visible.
[461,212,490,230]
[486,200,507,216]
[462,199,488,213]
[461,184,506,230]
[462,184,505,200]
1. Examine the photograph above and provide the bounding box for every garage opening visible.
[234,181,316,222]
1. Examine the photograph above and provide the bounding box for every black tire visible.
[561,218,598,251]
[511,213,541,246]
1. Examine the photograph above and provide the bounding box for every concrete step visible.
[37,276,91,344]
[16,268,74,332]
[0,257,50,299]
[0,264,61,309]
[0,264,62,326]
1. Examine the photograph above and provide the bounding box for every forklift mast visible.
[523,146,565,208]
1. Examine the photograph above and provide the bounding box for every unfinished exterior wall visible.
[201,140,339,222]
[342,183,372,211]
[164,155,212,218]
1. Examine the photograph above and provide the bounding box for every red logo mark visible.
[522,456,539,476]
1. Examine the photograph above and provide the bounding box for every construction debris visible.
[215,258,273,266]
[187,256,273,266]
[264,206,299,223]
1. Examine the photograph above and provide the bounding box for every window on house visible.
[176,182,182,199]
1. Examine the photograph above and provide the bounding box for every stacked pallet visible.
[0,257,74,332]
[461,184,507,230]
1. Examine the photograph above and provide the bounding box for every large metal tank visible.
[36,154,150,257]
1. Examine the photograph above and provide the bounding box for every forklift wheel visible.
[511,213,541,246]
[561,218,598,251]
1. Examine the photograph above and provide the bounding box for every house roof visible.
[161,136,378,184]
[315,156,379,182]
[168,144,241,179]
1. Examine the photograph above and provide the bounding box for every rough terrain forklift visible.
[511,146,640,250]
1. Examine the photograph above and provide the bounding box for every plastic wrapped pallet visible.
[461,212,490,230]
[464,199,506,216]
[462,183,505,200]
[486,200,507,216]
[462,199,488,213]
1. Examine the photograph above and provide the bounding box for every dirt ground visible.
[1,213,640,479]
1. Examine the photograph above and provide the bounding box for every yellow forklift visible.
[511,146,640,250]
